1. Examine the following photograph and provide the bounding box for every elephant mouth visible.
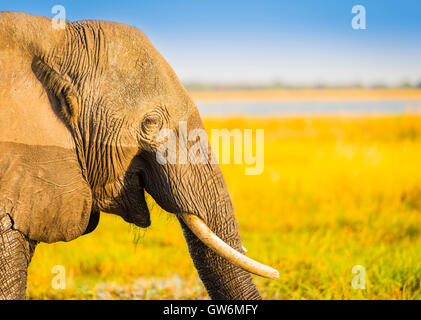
[120,171,151,228]
[138,169,148,189]
[130,187,151,228]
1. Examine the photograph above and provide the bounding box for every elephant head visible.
[0,12,278,299]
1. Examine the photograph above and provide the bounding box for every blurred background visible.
[2,0,421,299]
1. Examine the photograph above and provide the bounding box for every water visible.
[197,100,421,116]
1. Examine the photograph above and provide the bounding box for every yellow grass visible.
[27,115,421,299]
[190,89,421,103]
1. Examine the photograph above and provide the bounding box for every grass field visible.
[27,115,421,299]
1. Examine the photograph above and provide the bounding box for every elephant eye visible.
[141,113,162,136]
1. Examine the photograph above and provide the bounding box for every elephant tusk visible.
[180,213,279,280]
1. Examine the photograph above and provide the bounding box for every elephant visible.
[0,11,278,300]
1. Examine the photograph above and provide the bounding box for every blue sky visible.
[1,0,421,86]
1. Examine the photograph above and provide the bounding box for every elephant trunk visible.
[177,196,263,300]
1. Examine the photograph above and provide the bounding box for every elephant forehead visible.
[99,24,195,111]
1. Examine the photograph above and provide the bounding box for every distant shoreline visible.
[189,88,421,103]
[200,112,421,119]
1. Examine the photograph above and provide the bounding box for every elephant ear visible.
[31,58,80,125]
[0,44,94,243]
[0,142,93,243]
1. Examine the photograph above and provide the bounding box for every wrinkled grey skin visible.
[0,12,261,299]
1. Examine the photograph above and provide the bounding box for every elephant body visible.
[0,11,272,300]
